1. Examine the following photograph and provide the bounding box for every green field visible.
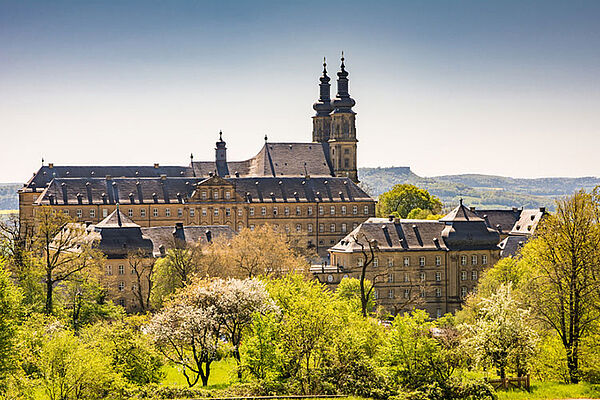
[161,357,237,388]
[497,381,600,399]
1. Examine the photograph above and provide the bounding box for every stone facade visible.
[18,57,372,257]
[312,202,502,317]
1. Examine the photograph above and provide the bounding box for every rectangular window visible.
[131,267,135,275]
[238,208,243,217]
[373,257,379,267]
[357,258,364,267]
[103,209,108,218]
[436,256,441,266]
[404,257,410,266]
[190,208,195,217]
[202,208,207,216]
[273,207,278,216]
[419,256,425,267]
[213,190,219,200]
[353,206,358,215]
[153,208,158,217]
[435,272,442,282]
[106,265,112,276]
[118,265,124,275]
[341,223,347,233]
[319,206,324,215]
[404,289,410,299]
[90,209,96,218]
[225,208,231,216]
[284,207,290,216]
[249,207,255,216]
[177,208,183,217]
[482,255,488,265]
[296,206,301,216]
[225,191,231,200]
[436,308,442,318]
[165,208,171,217]
[140,209,146,217]
[404,272,410,282]
[420,289,426,298]
[420,272,426,281]
[63,209,69,215]
[296,224,301,232]
[352,222,358,230]
[319,224,324,233]
[388,258,394,267]
[307,223,313,233]
[461,287,468,298]
[363,205,369,215]
[373,290,378,300]
[341,205,347,215]
[119,299,125,306]
[249,224,255,231]
[461,271,467,281]
[214,208,219,216]
[330,223,335,233]
[118,281,125,292]
[308,206,313,216]
[389,289,395,299]
[472,255,477,265]
[436,288,442,298]
[261,207,267,216]
[461,255,467,265]
[388,273,394,283]
[330,206,335,215]
[472,270,478,280]
[125,208,132,217]
[76,209,82,218]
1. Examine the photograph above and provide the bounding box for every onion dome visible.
[313,58,334,116]
[332,52,356,113]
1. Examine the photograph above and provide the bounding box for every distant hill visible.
[0,183,20,210]
[359,168,600,212]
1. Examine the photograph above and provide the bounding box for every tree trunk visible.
[201,362,211,386]
[567,346,580,383]
[45,271,53,314]
[233,346,242,379]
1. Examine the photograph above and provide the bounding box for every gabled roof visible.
[96,207,140,228]
[440,200,484,222]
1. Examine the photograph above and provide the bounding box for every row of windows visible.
[106,265,138,276]
[360,255,444,268]
[460,255,488,265]
[358,255,488,268]
[249,205,369,217]
[116,281,138,292]
[200,190,233,200]
[248,222,359,234]
[372,286,472,301]
[461,270,479,281]
[63,204,371,220]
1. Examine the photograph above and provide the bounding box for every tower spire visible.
[312,57,334,143]
[332,51,355,113]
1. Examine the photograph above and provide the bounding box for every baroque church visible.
[19,57,375,255]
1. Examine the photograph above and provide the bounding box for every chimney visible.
[388,215,394,222]
[154,163,160,169]
[539,207,546,213]
[158,244,166,257]
[205,229,212,243]
[48,163,54,169]
[469,206,476,211]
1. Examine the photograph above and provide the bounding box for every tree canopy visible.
[376,184,443,219]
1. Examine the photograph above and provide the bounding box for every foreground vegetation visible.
[2,189,600,399]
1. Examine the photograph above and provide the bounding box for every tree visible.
[37,328,124,400]
[406,207,444,220]
[224,225,309,278]
[463,284,537,379]
[34,207,104,314]
[335,277,375,314]
[126,250,155,313]
[146,281,223,387]
[520,190,600,383]
[82,316,164,386]
[207,278,277,378]
[376,184,442,219]
[0,261,22,392]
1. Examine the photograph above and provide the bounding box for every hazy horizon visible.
[2,0,599,183]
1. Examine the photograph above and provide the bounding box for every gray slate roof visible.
[35,176,371,205]
[141,225,235,256]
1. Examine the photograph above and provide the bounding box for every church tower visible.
[329,54,358,183]
[312,58,333,142]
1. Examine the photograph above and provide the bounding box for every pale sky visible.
[1,0,599,183]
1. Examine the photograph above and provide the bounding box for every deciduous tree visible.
[376,184,442,219]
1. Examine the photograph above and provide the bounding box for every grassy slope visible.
[497,381,600,399]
